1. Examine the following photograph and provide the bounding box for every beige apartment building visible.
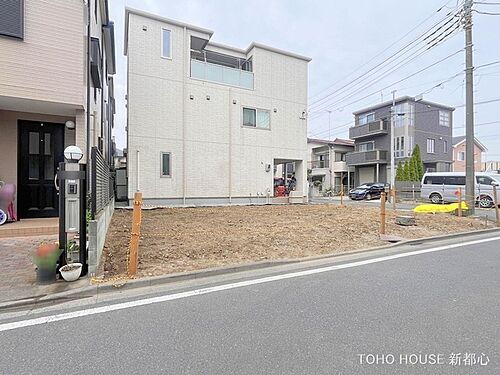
[124,8,310,205]
[307,138,354,196]
[0,0,116,219]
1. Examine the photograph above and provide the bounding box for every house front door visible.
[18,121,64,218]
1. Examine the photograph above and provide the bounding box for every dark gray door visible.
[18,121,64,218]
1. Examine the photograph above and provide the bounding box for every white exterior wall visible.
[126,12,309,204]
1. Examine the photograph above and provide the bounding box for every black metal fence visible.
[91,147,114,218]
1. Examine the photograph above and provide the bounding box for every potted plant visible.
[59,239,82,282]
[65,239,80,263]
[59,263,82,282]
[33,243,61,284]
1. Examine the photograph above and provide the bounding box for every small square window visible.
[439,110,450,127]
[161,29,171,58]
[161,152,171,177]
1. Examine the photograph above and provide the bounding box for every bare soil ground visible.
[99,204,491,279]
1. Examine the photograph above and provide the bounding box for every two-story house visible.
[307,138,354,196]
[346,96,454,186]
[124,8,310,205]
[452,136,487,172]
[0,0,116,220]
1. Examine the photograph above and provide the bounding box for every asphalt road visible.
[0,233,499,374]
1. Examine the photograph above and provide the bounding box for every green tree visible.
[411,145,424,181]
[395,161,404,181]
[402,161,410,181]
[409,155,418,181]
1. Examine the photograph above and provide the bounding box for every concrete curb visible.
[1,227,499,310]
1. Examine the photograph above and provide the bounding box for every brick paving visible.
[0,235,87,304]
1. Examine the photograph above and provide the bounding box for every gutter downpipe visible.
[182,26,187,205]
[86,0,91,193]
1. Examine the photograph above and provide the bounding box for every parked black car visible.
[348,183,387,200]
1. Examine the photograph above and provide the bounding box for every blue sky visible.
[110,0,500,160]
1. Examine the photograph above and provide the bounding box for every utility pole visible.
[390,90,396,190]
[326,110,333,193]
[464,0,475,214]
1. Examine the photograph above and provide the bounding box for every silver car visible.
[420,172,500,208]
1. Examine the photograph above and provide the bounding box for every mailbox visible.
[57,146,87,276]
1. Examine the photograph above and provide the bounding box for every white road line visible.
[1,236,499,333]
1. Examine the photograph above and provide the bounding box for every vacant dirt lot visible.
[99,204,490,279]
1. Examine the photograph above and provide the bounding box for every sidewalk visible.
[0,235,88,304]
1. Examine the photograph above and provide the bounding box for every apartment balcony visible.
[332,161,348,172]
[190,59,254,90]
[345,150,388,166]
[349,120,388,140]
[309,160,329,169]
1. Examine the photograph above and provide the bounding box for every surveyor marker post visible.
[340,184,344,206]
[380,192,386,235]
[128,192,143,277]
[392,187,396,210]
[493,185,500,227]
[457,188,462,217]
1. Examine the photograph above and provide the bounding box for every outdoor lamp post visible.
[64,145,83,163]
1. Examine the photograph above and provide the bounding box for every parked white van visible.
[421,172,500,208]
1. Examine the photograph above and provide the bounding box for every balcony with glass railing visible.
[190,59,254,90]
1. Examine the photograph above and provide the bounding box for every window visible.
[423,175,445,185]
[477,176,494,185]
[0,0,24,39]
[358,142,374,152]
[457,151,465,161]
[427,138,435,154]
[439,111,450,127]
[335,152,346,162]
[161,29,172,58]
[443,140,448,153]
[395,136,405,158]
[358,112,375,125]
[443,176,465,185]
[160,152,171,177]
[243,107,270,129]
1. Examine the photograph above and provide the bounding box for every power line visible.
[473,9,500,14]
[308,4,464,109]
[309,29,463,116]
[307,0,461,101]
[310,48,464,117]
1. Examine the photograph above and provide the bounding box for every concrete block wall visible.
[88,198,114,275]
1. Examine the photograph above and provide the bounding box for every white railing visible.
[191,59,254,90]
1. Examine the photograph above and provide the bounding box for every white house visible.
[124,8,310,205]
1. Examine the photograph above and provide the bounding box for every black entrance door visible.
[18,121,64,218]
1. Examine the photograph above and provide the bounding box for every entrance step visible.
[0,218,58,238]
